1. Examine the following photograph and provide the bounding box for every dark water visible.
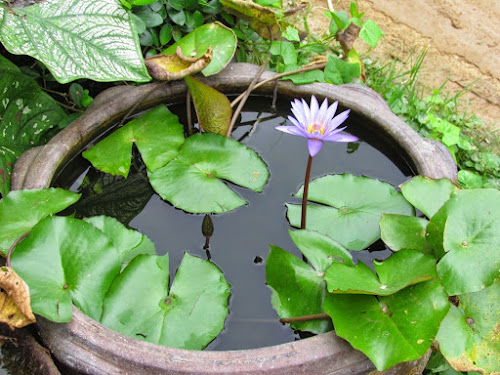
[49,97,414,352]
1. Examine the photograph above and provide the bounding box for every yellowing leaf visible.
[0,266,36,329]
[145,46,212,81]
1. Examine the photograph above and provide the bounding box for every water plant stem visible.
[301,155,313,229]
[280,313,329,324]
[6,232,30,267]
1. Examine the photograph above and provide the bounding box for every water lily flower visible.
[276,95,358,157]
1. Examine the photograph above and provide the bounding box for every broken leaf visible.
[0,266,36,329]
[145,46,212,81]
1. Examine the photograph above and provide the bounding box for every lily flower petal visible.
[307,138,323,157]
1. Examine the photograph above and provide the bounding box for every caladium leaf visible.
[0,54,66,196]
[149,133,269,213]
[101,253,230,349]
[400,177,457,219]
[10,216,121,322]
[436,278,500,374]
[427,189,500,295]
[0,0,150,83]
[0,188,80,255]
[324,280,449,371]
[287,174,414,250]
[325,250,437,295]
[82,105,185,177]
[185,75,231,135]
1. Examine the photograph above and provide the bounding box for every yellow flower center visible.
[308,123,325,135]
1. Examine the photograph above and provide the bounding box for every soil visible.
[307,0,500,131]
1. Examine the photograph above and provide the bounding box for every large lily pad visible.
[325,250,437,295]
[82,105,185,177]
[427,189,500,295]
[0,55,66,196]
[10,216,121,322]
[436,278,500,374]
[400,177,457,219]
[324,280,449,371]
[101,253,230,349]
[0,0,150,83]
[149,133,269,213]
[287,174,414,250]
[380,214,431,253]
[0,188,80,255]
[164,22,237,76]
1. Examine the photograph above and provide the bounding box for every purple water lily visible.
[276,95,358,157]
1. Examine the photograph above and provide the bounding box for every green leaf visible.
[164,22,237,76]
[84,216,156,267]
[149,133,269,213]
[0,0,150,83]
[400,176,458,219]
[436,279,500,374]
[324,280,449,371]
[159,23,173,45]
[101,253,230,349]
[287,174,414,250]
[281,26,300,42]
[457,170,484,189]
[11,216,121,322]
[380,214,432,253]
[324,54,361,84]
[325,250,437,295]
[266,245,332,334]
[135,7,164,27]
[269,41,297,65]
[359,19,384,48]
[82,105,185,177]
[0,55,66,195]
[280,68,324,85]
[184,76,231,135]
[0,188,80,255]
[427,189,500,295]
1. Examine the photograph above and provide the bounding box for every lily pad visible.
[0,55,66,196]
[0,188,80,255]
[325,250,437,295]
[287,174,414,250]
[400,176,457,219]
[10,216,121,322]
[0,0,150,83]
[427,189,500,295]
[84,216,156,267]
[82,105,185,177]
[380,214,431,253]
[436,278,500,374]
[324,280,449,371]
[101,253,230,349]
[149,133,269,213]
[164,22,237,76]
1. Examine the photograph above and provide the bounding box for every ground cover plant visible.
[0,0,499,374]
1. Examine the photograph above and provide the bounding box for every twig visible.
[6,232,30,267]
[230,62,327,109]
[280,313,330,324]
[55,101,84,113]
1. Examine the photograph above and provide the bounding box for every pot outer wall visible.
[12,63,454,375]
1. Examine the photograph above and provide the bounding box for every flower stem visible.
[280,313,329,324]
[301,155,313,229]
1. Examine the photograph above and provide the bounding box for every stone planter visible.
[12,63,456,375]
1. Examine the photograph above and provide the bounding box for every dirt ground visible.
[308,0,500,131]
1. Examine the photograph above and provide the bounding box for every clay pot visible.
[12,63,455,375]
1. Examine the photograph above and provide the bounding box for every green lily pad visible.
[149,133,269,213]
[427,189,500,295]
[325,250,437,295]
[84,216,156,267]
[400,177,457,219]
[0,55,66,196]
[380,214,431,253]
[0,188,80,255]
[0,0,150,83]
[164,22,237,76]
[324,279,449,371]
[436,278,500,374]
[82,105,185,177]
[185,76,231,135]
[10,216,121,322]
[287,174,414,250]
[101,253,230,349]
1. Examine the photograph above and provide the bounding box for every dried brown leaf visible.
[0,266,36,329]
